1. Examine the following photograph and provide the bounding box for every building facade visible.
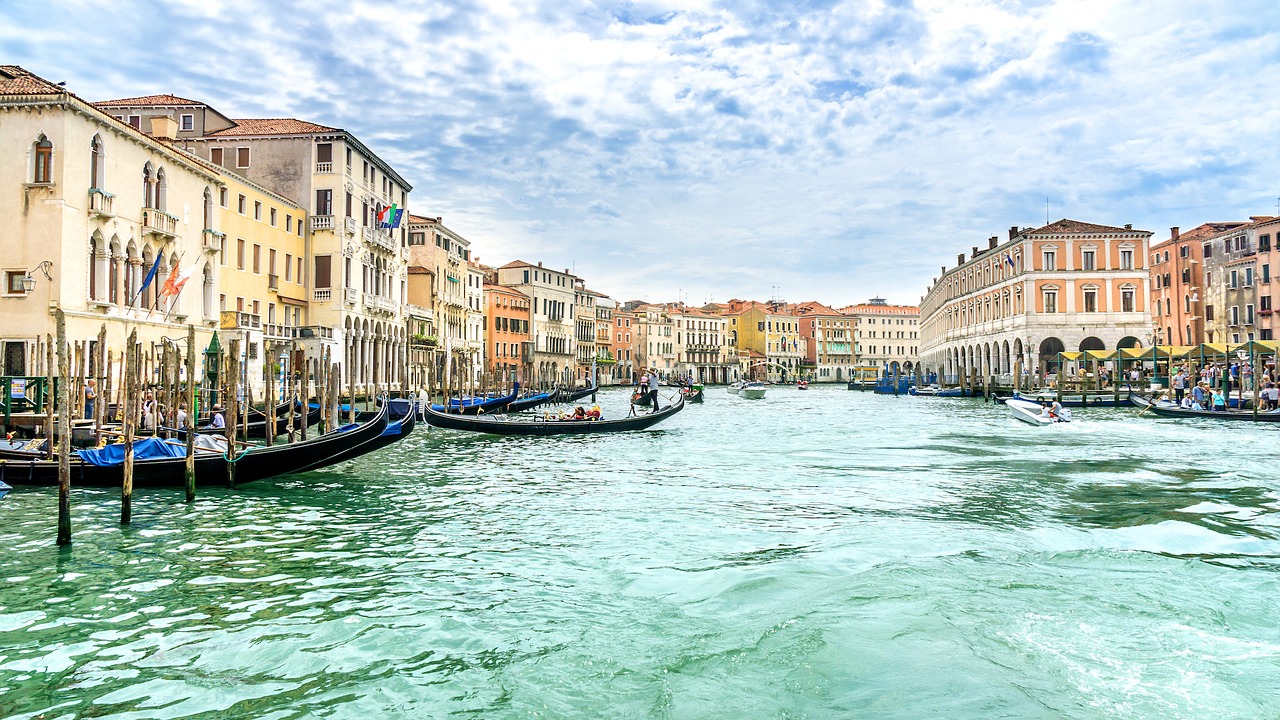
[841,298,919,377]
[611,307,638,385]
[495,261,576,386]
[484,281,529,385]
[98,95,415,393]
[1149,223,1245,348]
[918,219,1152,385]
[1,66,220,379]
[794,301,855,382]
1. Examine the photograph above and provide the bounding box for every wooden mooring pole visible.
[184,324,197,502]
[56,311,72,546]
[226,337,240,490]
[121,330,137,525]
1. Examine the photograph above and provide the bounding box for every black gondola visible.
[1130,393,1280,422]
[631,389,653,407]
[424,394,685,435]
[505,389,560,413]
[431,385,522,415]
[0,403,390,489]
[681,386,704,403]
[303,400,416,470]
[564,384,598,402]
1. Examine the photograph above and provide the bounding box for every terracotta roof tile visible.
[95,93,205,107]
[0,65,64,95]
[207,118,340,136]
[1027,218,1148,236]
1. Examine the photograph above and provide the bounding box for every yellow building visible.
[214,171,309,399]
[719,300,804,381]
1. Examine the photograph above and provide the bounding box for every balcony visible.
[141,208,179,239]
[263,322,290,339]
[202,228,226,253]
[343,287,357,305]
[313,288,332,302]
[220,310,261,330]
[345,216,358,235]
[311,215,334,231]
[316,161,333,174]
[88,188,114,218]
[294,325,334,339]
[268,273,279,291]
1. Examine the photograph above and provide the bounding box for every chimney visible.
[1009,225,1018,240]
[1124,223,1132,230]
[537,261,542,267]
[1170,226,1180,240]
[971,246,979,259]
[988,236,998,250]
[564,268,570,275]
[957,253,966,265]
[148,115,178,140]
[940,265,946,275]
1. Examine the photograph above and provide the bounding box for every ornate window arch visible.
[33,134,54,184]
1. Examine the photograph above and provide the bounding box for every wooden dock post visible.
[329,363,340,431]
[121,330,137,525]
[296,345,307,440]
[56,311,72,546]
[45,336,55,460]
[347,354,356,425]
[225,337,239,490]
[184,325,197,502]
[94,325,106,447]
[266,342,277,447]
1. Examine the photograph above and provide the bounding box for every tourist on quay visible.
[1210,388,1227,412]
[1263,382,1279,411]
[141,390,158,430]
[1192,381,1207,408]
[1172,369,1187,402]
[83,378,96,420]
[176,403,188,430]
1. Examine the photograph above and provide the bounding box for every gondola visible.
[0,403,390,489]
[1130,393,1280,422]
[505,389,559,413]
[424,393,685,435]
[432,385,522,415]
[631,389,653,407]
[564,384,599,402]
[681,384,704,403]
[305,399,416,470]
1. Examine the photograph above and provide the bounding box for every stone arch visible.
[1117,336,1141,349]
[1079,336,1105,352]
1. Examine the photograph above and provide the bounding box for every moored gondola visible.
[303,400,416,470]
[565,384,598,401]
[505,389,559,413]
[432,385,522,415]
[424,394,685,435]
[0,403,391,489]
[1130,393,1280,422]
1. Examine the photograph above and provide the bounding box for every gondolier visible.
[647,368,661,413]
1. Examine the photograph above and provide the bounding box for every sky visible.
[3,0,1279,307]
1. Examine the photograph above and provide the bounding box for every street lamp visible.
[22,260,53,293]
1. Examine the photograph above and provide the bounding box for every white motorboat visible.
[726,382,741,395]
[740,382,767,400]
[1007,398,1071,426]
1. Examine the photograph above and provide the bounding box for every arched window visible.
[33,135,53,183]
[88,236,99,301]
[142,163,155,209]
[109,239,122,305]
[155,168,167,212]
[90,135,103,189]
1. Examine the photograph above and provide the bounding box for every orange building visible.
[485,282,530,385]
[1149,222,1245,347]
[611,308,639,384]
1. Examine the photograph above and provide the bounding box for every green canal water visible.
[2,386,1279,719]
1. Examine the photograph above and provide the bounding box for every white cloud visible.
[4,0,1279,306]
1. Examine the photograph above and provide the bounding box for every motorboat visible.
[740,382,767,400]
[797,380,809,390]
[0,480,10,499]
[1007,398,1071,426]
[727,382,742,395]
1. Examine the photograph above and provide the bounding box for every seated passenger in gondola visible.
[566,406,586,421]
[588,406,602,420]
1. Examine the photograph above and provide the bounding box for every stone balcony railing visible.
[311,215,334,231]
[142,208,178,238]
[315,161,333,174]
[294,325,334,339]
[263,322,291,339]
[345,216,358,235]
[202,228,225,253]
[343,287,357,305]
[220,310,261,330]
[88,188,114,217]
[313,288,332,302]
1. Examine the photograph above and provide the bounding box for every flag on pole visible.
[1004,252,1016,269]
[161,262,198,297]
[140,253,164,293]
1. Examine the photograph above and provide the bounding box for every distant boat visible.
[1012,389,1133,408]
[740,382,767,400]
[1007,398,1071,426]
[0,480,10,499]
[797,380,809,390]
[727,382,742,395]
[909,384,967,397]
[681,384,705,403]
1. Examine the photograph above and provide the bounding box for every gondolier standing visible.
[647,368,662,413]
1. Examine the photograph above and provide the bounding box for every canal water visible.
[1,386,1278,718]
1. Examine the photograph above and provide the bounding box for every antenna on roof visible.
[1045,196,1049,225]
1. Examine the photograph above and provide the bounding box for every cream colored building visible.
[918,219,1152,385]
[496,261,577,387]
[840,298,919,377]
[405,216,475,388]
[0,66,220,379]
[96,95,414,393]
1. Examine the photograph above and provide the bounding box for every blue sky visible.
[4,0,1279,306]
